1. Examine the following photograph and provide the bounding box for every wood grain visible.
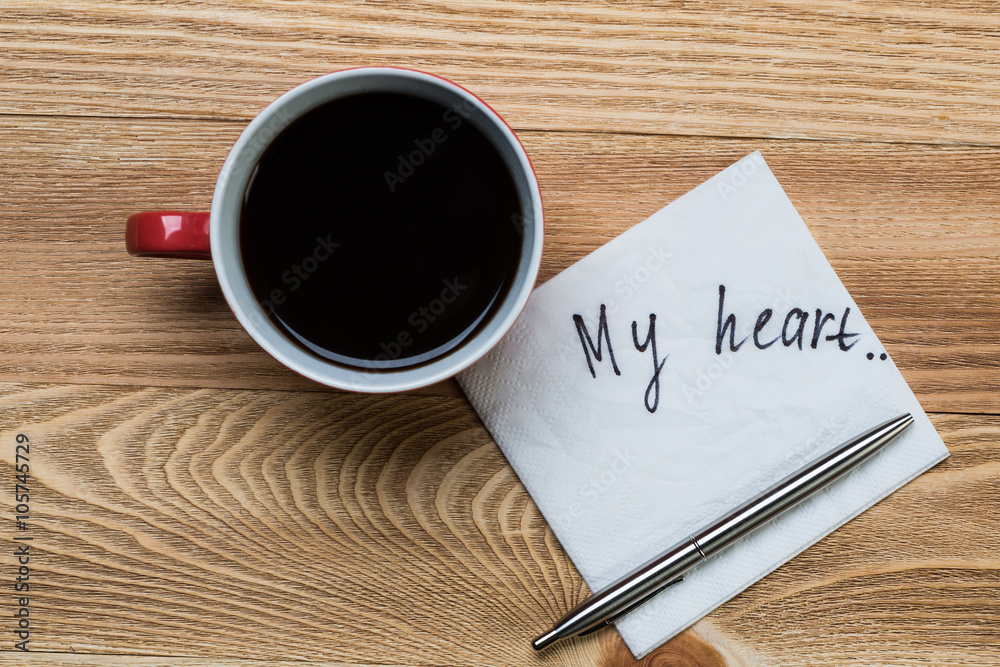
[5,1,1000,145]
[0,115,996,412]
[3,2,999,664]
[1,385,996,665]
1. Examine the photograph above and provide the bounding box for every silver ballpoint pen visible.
[532,413,915,651]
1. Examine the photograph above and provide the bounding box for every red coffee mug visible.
[127,68,543,392]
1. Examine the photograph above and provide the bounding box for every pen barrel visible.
[692,414,913,556]
[532,413,913,651]
[537,540,703,643]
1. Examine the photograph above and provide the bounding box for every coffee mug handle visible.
[125,211,212,259]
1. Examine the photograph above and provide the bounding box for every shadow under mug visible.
[126,67,544,392]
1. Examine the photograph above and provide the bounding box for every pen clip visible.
[578,576,686,635]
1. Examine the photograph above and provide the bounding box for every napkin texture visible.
[457,152,949,657]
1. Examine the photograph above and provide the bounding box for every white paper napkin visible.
[457,152,949,658]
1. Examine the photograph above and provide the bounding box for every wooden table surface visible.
[2,2,998,665]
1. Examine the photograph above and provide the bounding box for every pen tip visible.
[532,628,561,651]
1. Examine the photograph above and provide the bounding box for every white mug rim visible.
[210,67,544,392]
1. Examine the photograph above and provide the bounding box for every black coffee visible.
[239,92,523,370]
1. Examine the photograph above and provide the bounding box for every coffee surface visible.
[240,92,523,370]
